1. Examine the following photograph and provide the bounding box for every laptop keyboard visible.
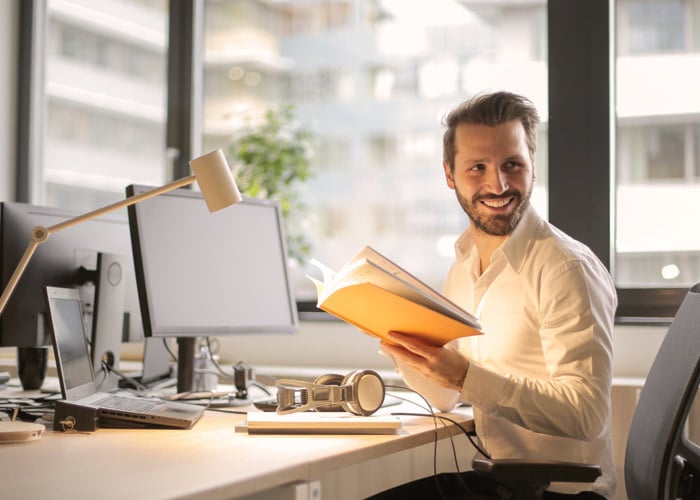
[96,395,162,412]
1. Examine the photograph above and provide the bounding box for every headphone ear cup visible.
[312,373,344,412]
[341,370,385,416]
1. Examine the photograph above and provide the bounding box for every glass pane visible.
[201,0,548,300]
[41,0,169,211]
[615,0,700,287]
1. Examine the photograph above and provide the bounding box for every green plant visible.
[228,104,316,264]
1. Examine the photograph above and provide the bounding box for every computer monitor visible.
[0,201,144,388]
[126,185,298,394]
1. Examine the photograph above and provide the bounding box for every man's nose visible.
[484,167,508,194]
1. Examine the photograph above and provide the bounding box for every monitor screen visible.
[126,185,298,338]
[0,201,144,348]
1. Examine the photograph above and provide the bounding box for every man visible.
[377,91,616,499]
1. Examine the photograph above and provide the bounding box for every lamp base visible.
[0,421,45,444]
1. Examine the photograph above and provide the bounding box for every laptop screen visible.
[45,287,98,400]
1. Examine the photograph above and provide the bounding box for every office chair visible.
[472,282,700,500]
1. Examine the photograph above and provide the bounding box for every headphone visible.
[275,369,385,416]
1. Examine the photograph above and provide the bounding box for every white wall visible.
[210,321,667,380]
[0,0,18,202]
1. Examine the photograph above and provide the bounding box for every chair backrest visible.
[625,283,700,500]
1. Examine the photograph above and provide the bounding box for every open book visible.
[307,246,482,346]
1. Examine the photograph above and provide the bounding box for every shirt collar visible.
[454,204,542,275]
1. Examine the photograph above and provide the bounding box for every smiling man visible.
[373,92,617,499]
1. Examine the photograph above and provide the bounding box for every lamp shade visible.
[0,149,242,317]
[190,149,242,212]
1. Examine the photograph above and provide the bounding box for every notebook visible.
[240,412,402,434]
[44,286,204,429]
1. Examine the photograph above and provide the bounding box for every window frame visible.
[549,0,687,323]
[16,0,689,324]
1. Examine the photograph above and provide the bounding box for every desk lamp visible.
[0,149,241,442]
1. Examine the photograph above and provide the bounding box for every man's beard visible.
[455,188,531,237]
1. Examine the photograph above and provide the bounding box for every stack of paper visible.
[241,412,402,434]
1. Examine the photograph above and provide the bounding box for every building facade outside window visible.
[40,0,168,212]
[615,0,700,289]
[200,0,549,300]
[20,0,700,319]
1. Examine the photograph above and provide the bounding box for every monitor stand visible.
[86,252,128,392]
[176,337,196,393]
[176,338,252,406]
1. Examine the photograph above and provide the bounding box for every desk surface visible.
[0,387,473,500]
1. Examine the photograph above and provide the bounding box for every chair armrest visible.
[472,454,601,483]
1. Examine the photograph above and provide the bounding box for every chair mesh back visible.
[625,283,700,500]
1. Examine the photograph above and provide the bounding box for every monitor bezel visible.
[0,201,144,348]
[126,184,299,339]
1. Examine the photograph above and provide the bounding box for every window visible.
[615,0,700,308]
[200,0,549,301]
[19,0,694,322]
[27,0,169,211]
[618,0,686,54]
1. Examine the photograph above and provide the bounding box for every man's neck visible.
[474,231,508,274]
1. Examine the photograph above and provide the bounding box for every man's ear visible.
[443,161,456,189]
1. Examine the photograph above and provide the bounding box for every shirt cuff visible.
[461,361,509,412]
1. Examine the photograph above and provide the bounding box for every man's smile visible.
[480,196,514,209]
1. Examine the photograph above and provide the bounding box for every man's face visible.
[444,119,535,237]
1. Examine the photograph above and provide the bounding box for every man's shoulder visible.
[529,219,608,273]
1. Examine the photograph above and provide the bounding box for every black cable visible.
[384,384,453,500]
[203,407,247,414]
[248,381,272,396]
[384,384,494,500]
[200,337,272,396]
[204,337,229,376]
[162,338,177,362]
[435,414,490,460]
[392,412,490,460]
[95,361,109,387]
[101,361,147,391]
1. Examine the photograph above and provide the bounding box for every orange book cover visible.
[308,246,482,346]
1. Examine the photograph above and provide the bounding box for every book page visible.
[359,246,477,324]
[308,246,480,329]
[345,259,479,327]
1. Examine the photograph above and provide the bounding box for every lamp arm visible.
[0,229,46,314]
[0,174,196,316]
[46,175,196,235]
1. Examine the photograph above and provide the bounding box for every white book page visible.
[307,247,480,328]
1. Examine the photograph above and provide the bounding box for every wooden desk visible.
[0,399,474,500]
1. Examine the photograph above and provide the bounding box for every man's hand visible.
[380,332,469,391]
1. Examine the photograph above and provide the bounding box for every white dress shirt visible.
[396,205,617,498]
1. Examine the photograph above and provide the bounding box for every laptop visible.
[44,286,204,429]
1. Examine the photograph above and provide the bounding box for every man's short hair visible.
[443,91,540,171]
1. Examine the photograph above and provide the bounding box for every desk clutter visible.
[1,365,420,439]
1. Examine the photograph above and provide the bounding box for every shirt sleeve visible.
[460,258,616,440]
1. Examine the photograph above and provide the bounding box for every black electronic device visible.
[0,202,144,390]
[126,185,298,394]
[45,286,203,430]
[90,252,129,391]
